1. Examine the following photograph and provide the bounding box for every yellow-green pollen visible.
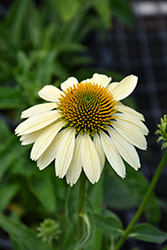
[57,82,117,135]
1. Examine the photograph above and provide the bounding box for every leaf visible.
[56,0,81,22]
[73,212,95,250]
[111,0,134,27]
[93,0,111,28]
[0,183,20,212]
[104,162,161,224]
[130,223,167,244]
[0,120,11,144]
[27,170,57,213]
[0,87,23,109]
[94,212,123,237]
[0,214,55,250]
[0,136,28,181]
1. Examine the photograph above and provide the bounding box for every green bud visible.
[37,219,61,244]
[155,115,167,149]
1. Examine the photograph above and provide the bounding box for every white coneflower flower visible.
[15,73,148,186]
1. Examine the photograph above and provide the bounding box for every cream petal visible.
[81,133,101,184]
[30,120,64,161]
[116,102,145,121]
[38,85,62,102]
[115,113,149,135]
[55,128,75,178]
[20,129,44,145]
[37,129,67,170]
[21,103,57,118]
[112,121,147,150]
[93,132,105,171]
[107,82,119,92]
[107,126,140,170]
[100,131,126,178]
[111,75,138,101]
[66,133,82,186]
[15,111,60,135]
[92,73,111,87]
[61,77,78,91]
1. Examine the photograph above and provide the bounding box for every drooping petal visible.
[55,128,75,178]
[100,131,126,178]
[66,133,82,186]
[110,75,138,101]
[93,132,105,171]
[92,73,111,87]
[81,133,101,184]
[61,77,78,91]
[112,121,147,150]
[30,120,65,161]
[20,129,45,145]
[115,113,149,135]
[107,126,140,170]
[38,85,62,102]
[116,102,145,121]
[21,103,57,118]
[15,111,60,135]
[37,129,67,170]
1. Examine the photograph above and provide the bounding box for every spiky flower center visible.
[57,82,117,135]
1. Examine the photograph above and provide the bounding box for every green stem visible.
[114,149,167,250]
[77,172,86,242]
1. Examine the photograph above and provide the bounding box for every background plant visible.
[0,0,167,249]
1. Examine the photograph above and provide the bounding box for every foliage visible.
[0,0,167,250]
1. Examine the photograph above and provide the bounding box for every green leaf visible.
[0,183,20,212]
[0,136,28,181]
[27,170,57,213]
[73,212,95,250]
[0,214,55,250]
[93,0,111,28]
[0,120,11,145]
[56,0,81,22]
[94,212,123,237]
[130,223,167,244]
[111,0,134,27]
[0,87,23,109]
[104,162,161,224]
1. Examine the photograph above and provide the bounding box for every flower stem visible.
[114,149,167,250]
[77,172,86,243]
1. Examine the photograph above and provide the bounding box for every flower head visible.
[37,219,61,244]
[15,73,148,186]
[155,115,167,149]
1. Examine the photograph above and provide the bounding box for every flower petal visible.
[116,102,145,121]
[15,111,60,135]
[100,131,126,178]
[81,133,101,184]
[61,77,78,91]
[112,121,147,150]
[30,120,64,161]
[37,129,67,170]
[21,103,57,118]
[38,85,62,102]
[92,73,111,87]
[111,75,138,101]
[107,126,140,170]
[20,129,44,145]
[115,113,149,135]
[93,132,105,171]
[66,133,82,186]
[55,128,75,178]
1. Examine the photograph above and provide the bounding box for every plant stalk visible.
[114,149,167,250]
[77,172,86,243]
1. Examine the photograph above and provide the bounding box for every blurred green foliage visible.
[0,0,166,249]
